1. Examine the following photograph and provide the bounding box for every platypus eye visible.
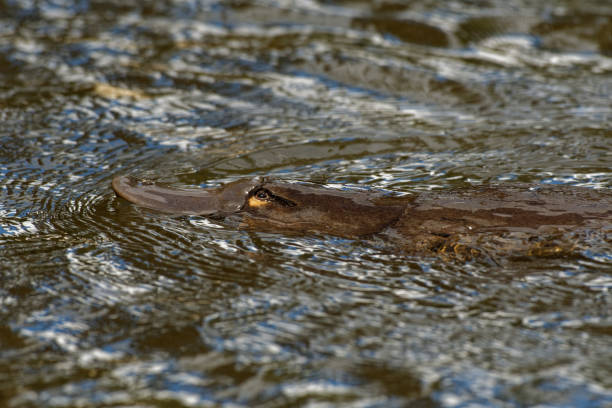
[255,189,271,200]
[250,188,296,208]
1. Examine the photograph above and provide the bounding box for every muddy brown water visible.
[1,1,611,406]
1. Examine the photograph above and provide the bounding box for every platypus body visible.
[112,176,611,260]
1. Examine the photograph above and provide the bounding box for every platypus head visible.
[112,176,405,238]
[242,181,406,237]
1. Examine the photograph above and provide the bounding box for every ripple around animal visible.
[1,0,612,406]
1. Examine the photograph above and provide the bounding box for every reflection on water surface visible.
[1,0,611,406]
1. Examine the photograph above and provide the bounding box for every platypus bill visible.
[112,175,612,260]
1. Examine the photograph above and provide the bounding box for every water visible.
[1,0,611,406]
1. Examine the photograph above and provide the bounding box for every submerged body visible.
[112,176,612,260]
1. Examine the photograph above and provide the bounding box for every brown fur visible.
[112,176,612,259]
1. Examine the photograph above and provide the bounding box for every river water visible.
[1,0,611,406]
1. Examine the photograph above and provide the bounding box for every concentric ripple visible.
[1,0,611,407]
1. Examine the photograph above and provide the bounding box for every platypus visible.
[112,175,612,260]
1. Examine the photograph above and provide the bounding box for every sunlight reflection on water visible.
[1,0,611,406]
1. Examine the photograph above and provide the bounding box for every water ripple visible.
[1,0,611,406]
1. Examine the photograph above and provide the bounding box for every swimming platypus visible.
[112,175,611,260]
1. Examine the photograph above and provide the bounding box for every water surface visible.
[1,0,611,406]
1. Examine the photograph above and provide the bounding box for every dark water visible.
[1,0,611,406]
